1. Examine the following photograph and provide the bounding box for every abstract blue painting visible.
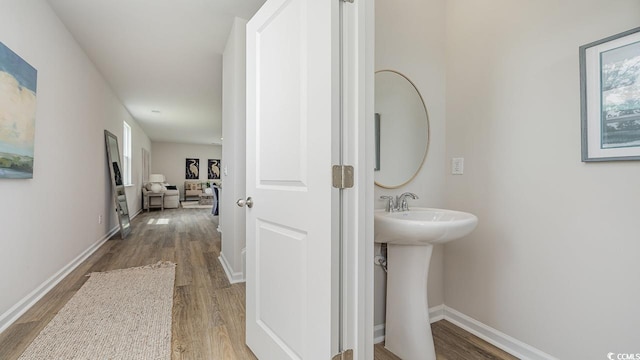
[0,41,37,179]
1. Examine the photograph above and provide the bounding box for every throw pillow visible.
[166,185,177,190]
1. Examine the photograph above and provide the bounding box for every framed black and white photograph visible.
[185,158,199,179]
[580,27,640,161]
[208,159,220,180]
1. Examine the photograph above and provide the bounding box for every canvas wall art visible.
[186,158,199,179]
[208,159,220,180]
[0,41,38,178]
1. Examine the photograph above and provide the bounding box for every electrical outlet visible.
[98,214,103,224]
[452,157,464,175]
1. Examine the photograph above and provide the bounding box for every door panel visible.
[255,220,306,357]
[256,0,306,186]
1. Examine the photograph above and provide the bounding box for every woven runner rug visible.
[19,261,176,360]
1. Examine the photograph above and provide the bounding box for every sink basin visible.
[374,207,478,245]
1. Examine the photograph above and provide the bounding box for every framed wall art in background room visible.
[208,159,220,180]
[185,158,199,179]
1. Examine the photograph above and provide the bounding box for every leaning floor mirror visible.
[105,130,131,239]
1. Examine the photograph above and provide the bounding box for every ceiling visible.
[47,0,266,145]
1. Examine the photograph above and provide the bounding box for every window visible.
[123,121,132,185]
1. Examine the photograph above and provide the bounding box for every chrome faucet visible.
[397,192,419,211]
[380,192,419,212]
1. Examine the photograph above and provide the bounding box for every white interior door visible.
[245,0,339,359]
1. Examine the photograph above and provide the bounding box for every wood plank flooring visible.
[0,208,517,360]
[0,208,257,360]
[374,320,519,359]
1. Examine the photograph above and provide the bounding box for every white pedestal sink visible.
[375,208,478,360]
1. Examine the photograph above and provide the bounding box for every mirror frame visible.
[104,130,132,239]
[374,69,431,189]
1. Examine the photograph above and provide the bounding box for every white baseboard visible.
[443,306,557,360]
[429,304,445,322]
[0,226,119,334]
[372,304,555,360]
[373,304,445,344]
[373,324,386,344]
[130,208,143,219]
[218,252,245,284]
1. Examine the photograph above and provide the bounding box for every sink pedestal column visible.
[385,244,435,360]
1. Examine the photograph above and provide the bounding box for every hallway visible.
[0,208,515,359]
[0,208,256,359]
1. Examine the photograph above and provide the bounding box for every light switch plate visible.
[452,157,464,175]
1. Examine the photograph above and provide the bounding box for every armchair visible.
[184,180,204,200]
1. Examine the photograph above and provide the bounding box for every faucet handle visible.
[380,196,395,212]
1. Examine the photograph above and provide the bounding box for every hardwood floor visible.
[0,208,256,360]
[374,320,519,359]
[0,208,516,360]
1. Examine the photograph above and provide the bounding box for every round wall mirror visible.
[374,70,430,188]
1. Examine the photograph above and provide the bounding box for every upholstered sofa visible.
[142,183,180,209]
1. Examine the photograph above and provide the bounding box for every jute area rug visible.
[19,261,176,360]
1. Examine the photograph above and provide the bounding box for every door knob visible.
[236,197,254,208]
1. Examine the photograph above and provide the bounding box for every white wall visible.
[0,0,150,330]
[150,141,222,199]
[220,17,247,281]
[444,0,640,358]
[374,0,447,328]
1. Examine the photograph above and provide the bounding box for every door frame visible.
[339,0,374,359]
[241,0,374,357]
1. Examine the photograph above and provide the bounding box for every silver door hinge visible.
[332,349,353,360]
[332,165,354,189]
